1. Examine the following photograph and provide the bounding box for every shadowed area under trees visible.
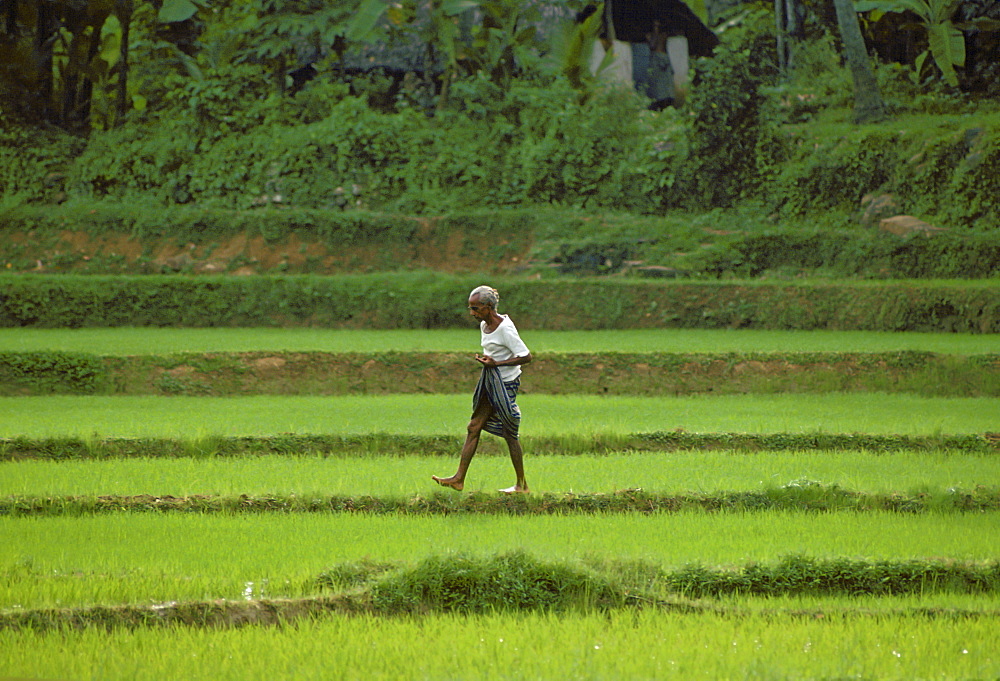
[1,0,999,228]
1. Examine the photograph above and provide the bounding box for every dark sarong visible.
[472,366,521,439]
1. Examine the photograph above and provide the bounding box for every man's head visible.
[468,285,499,321]
[469,285,499,310]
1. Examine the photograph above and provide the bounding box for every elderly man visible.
[433,285,532,494]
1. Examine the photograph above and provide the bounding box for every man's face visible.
[468,295,490,322]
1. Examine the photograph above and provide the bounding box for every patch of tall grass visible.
[2,327,996,355]
[1,608,997,680]
[3,451,997,497]
[0,393,995,438]
[3,512,999,609]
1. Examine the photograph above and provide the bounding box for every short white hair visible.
[469,285,499,309]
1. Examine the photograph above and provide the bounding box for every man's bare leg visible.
[499,435,529,493]
[433,399,491,491]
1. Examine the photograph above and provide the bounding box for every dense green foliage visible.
[1,274,996,331]
[2,1,998,231]
[697,228,1000,278]
[60,79,673,212]
[0,126,86,210]
[0,352,107,394]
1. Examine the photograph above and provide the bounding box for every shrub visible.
[0,352,107,394]
[668,555,1000,597]
[0,120,85,207]
[2,274,996,332]
[680,6,782,208]
[369,551,625,614]
[765,129,899,217]
[898,128,1000,229]
[692,229,1000,279]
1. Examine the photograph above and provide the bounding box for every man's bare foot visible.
[499,485,529,494]
[432,475,464,491]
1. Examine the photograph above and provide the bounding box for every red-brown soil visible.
[2,224,529,275]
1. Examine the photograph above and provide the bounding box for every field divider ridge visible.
[2,432,997,460]
[2,350,998,397]
[3,485,999,516]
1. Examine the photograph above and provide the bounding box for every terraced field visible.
[2,327,999,680]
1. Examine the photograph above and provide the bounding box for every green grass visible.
[2,608,997,681]
[3,512,999,609]
[0,393,994,438]
[2,327,998,355]
[2,327,997,672]
[3,451,997,497]
[729,591,1000,613]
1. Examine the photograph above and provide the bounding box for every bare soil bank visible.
[3,222,528,275]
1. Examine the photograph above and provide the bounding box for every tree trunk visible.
[115,0,133,127]
[775,0,786,75]
[785,0,799,70]
[3,0,16,35]
[77,25,101,126]
[62,19,101,131]
[35,0,55,123]
[831,0,887,124]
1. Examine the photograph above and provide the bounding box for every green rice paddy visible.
[2,327,997,355]
[4,512,1000,609]
[3,609,997,681]
[2,327,999,679]
[0,393,996,438]
[4,450,998,497]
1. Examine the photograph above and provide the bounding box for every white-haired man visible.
[433,285,532,493]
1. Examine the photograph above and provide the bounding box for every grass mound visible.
[658,555,1000,598]
[363,551,633,614]
[4,553,999,633]
[350,553,1000,604]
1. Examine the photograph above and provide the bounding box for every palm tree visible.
[832,0,888,123]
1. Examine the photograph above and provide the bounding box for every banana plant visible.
[158,0,204,22]
[367,0,543,109]
[421,0,543,85]
[555,3,604,100]
[854,0,969,86]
